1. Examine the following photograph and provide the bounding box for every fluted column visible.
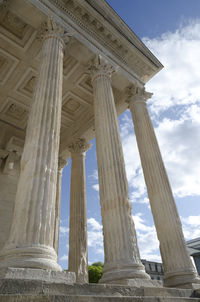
[53,157,67,255]
[68,138,90,283]
[89,55,149,284]
[126,85,200,288]
[0,17,70,271]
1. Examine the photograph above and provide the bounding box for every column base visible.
[164,270,200,289]
[0,245,61,271]
[0,267,75,284]
[99,262,150,284]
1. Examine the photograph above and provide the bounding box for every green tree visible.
[88,262,103,283]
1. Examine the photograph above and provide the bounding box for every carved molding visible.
[76,73,93,95]
[63,53,79,77]
[0,0,8,12]
[125,84,153,105]
[15,68,38,99]
[0,48,19,85]
[0,136,24,170]
[46,0,161,82]
[0,148,8,159]
[48,0,128,59]
[68,138,91,154]
[89,54,115,81]
[6,136,24,156]
[38,15,72,46]
[0,97,28,129]
[0,11,36,50]
[58,156,67,170]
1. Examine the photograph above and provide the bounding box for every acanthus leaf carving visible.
[68,138,91,154]
[37,15,72,46]
[88,54,116,81]
[125,84,153,105]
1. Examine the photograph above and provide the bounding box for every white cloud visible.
[118,20,200,203]
[60,226,69,235]
[88,217,102,231]
[182,215,200,240]
[87,217,104,255]
[133,213,161,262]
[85,21,200,265]
[92,184,99,192]
[155,107,200,197]
[89,169,98,180]
[120,106,200,201]
[119,113,148,203]
[143,20,200,114]
[59,254,68,262]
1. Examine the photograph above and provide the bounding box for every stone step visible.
[0,295,200,302]
[0,280,196,298]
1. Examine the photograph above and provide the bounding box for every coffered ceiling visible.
[0,0,162,158]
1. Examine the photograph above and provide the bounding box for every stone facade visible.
[0,0,199,295]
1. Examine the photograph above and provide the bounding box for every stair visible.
[0,279,200,301]
[0,295,200,301]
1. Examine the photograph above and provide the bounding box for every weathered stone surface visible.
[195,289,200,297]
[126,85,200,289]
[68,138,90,283]
[0,279,197,298]
[0,17,69,271]
[107,278,162,287]
[53,157,67,255]
[0,0,198,299]
[0,268,75,284]
[0,294,199,302]
[90,55,149,284]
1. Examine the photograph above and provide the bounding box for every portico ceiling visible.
[0,0,163,158]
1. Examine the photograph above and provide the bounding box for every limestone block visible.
[0,267,76,284]
[0,279,199,301]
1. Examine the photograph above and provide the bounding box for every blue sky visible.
[58,1,200,268]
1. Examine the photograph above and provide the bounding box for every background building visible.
[141,259,164,281]
[187,238,200,275]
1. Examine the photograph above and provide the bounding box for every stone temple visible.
[0,0,200,300]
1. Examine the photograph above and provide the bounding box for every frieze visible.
[47,0,161,82]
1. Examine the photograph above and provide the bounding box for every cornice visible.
[85,0,162,68]
[47,0,128,62]
[47,0,163,82]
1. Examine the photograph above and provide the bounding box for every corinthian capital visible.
[125,84,153,105]
[88,54,115,81]
[58,157,67,171]
[38,15,72,45]
[68,138,91,154]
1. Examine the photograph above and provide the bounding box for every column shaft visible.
[0,18,69,271]
[128,86,199,287]
[68,139,89,283]
[90,55,149,284]
[53,158,67,255]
